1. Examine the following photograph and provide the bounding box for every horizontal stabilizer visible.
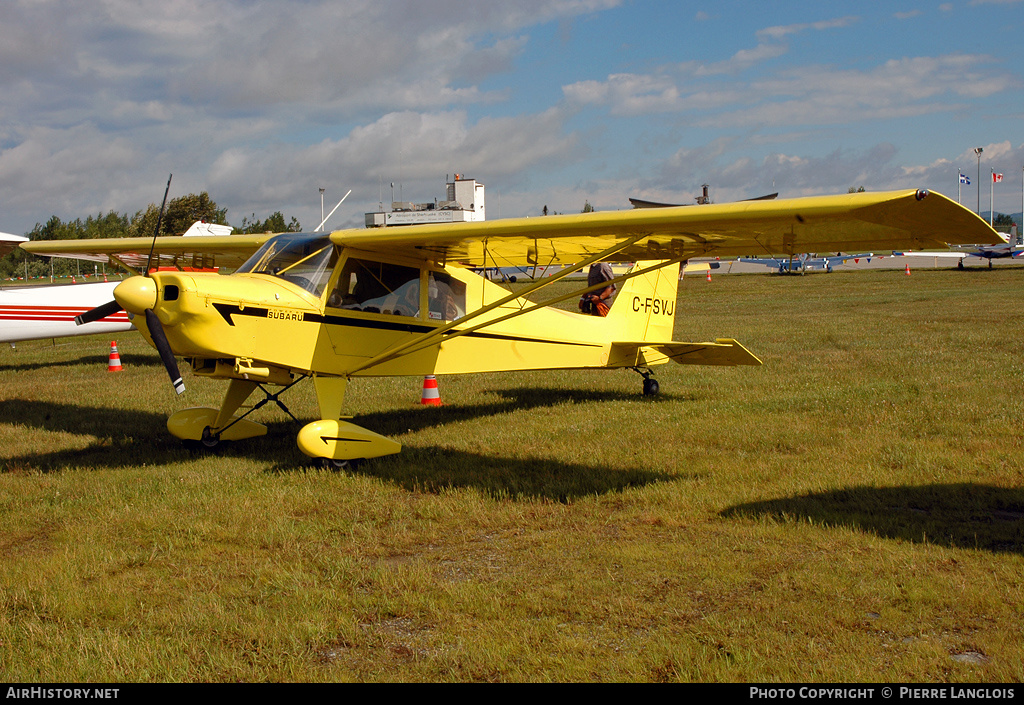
[609,338,762,367]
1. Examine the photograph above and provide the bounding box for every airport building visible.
[365,175,485,228]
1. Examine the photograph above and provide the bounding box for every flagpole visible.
[990,169,994,227]
[975,147,983,215]
[958,168,962,204]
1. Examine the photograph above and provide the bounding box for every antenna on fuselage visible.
[145,174,173,275]
[315,189,352,232]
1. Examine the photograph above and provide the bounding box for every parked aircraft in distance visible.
[629,192,778,209]
[738,252,884,274]
[895,230,1022,268]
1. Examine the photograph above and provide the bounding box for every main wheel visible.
[316,457,363,471]
[200,426,221,449]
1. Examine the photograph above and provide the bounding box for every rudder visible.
[606,260,680,342]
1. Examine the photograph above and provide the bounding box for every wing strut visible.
[107,253,144,276]
[345,233,650,375]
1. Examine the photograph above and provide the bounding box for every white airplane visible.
[737,252,883,274]
[0,280,130,344]
[894,229,1023,269]
[0,221,228,345]
[1,231,28,255]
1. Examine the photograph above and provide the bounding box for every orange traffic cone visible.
[420,375,442,406]
[706,269,712,282]
[108,341,122,372]
[905,263,911,275]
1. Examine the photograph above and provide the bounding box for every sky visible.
[1,0,1023,235]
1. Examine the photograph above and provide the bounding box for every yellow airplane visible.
[21,188,1000,464]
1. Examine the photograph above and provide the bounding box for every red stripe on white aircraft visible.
[0,306,129,322]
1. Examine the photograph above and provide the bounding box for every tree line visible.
[2,192,301,280]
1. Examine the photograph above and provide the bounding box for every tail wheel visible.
[642,377,660,396]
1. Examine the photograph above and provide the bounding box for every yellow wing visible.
[332,189,1000,267]
[20,234,273,272]
[18,189,1000,272]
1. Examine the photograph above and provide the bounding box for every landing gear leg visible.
[631,367,660,396]
[297,375,402,463]
[208,377,304,443]
[168,376,306,446]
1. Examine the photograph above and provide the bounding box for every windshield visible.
[237,233,337,296]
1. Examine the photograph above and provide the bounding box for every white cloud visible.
[199,108,581,229]
[755,16,859,42]
[0,1,614,230]
[721,54,1017,126]
[1,0,1021,231]
[0,124,146,221]
[566,50,1017,129]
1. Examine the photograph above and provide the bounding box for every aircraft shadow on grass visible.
[354,385,686,438]
[0,353,164,374]
[0,389,678,501]
[722,485,1024,555]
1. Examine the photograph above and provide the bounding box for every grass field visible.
[1,267,1022,682]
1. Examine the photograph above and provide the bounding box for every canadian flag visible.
[993,172,1004,183]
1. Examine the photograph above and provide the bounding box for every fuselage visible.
[115,232,679,385]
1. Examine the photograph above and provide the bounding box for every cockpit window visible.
[237,233,337,296]
[325,257,466,322]
[327,258,421,317]
[427,271,465,321]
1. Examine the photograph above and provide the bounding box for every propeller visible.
[75,174,184,395]
[146,308,185,395]
[74,299,123,326]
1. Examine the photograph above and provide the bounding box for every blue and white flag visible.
[959,173,970,184]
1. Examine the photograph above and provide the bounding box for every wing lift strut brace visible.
[200,375,310,445]
[346,233,691,375]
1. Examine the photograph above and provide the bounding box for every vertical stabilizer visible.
[605,260,680,342]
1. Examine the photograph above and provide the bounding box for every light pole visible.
[974,147,983,215]
[319,188,325,228]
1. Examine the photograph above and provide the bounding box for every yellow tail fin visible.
[606,260,680,342]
